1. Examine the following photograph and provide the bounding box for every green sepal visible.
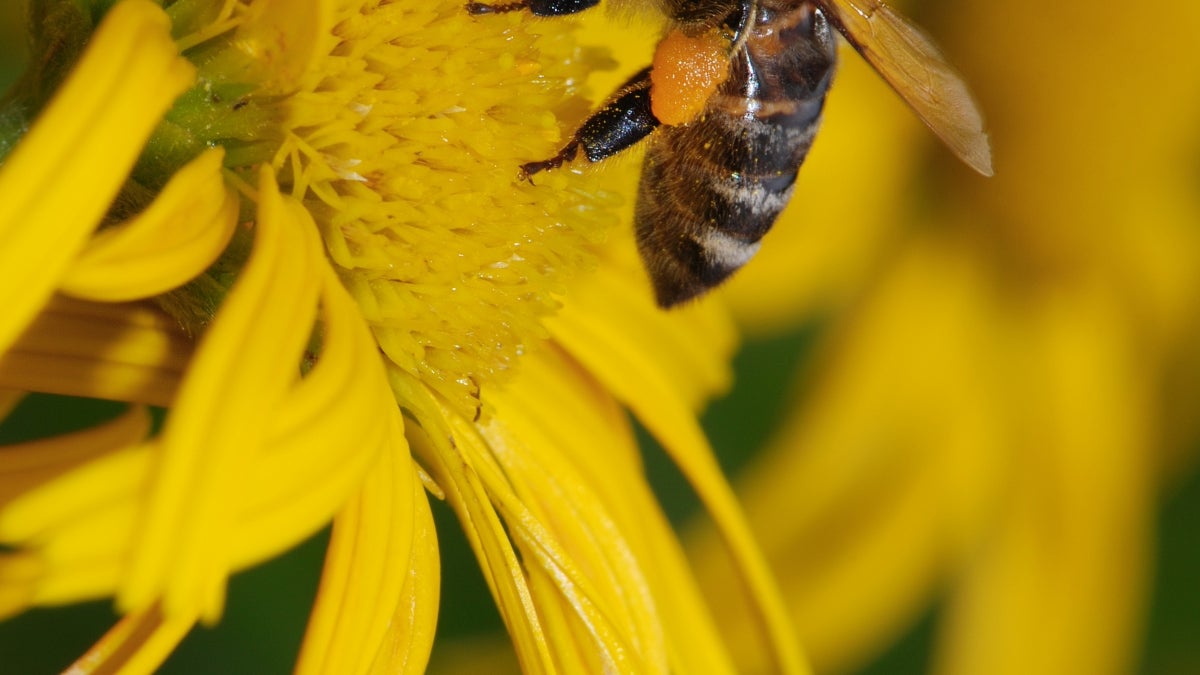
[13,0,92,115]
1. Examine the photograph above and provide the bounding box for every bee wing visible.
[818,0,994,175]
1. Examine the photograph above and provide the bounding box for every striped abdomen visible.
[635,3,838,306]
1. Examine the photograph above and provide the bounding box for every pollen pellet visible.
[650,28,730,126]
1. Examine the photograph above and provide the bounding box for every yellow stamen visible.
[275,2,620,415]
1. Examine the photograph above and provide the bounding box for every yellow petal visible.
[229,194,398,570]
[119,167,323,621]
[296,425,429,675]
[169,0,240,52]
[0,0,194,354]
[66,603,195,675]
[936,286,1152,675]
[446,406,656,674]
[0,409,149,616]
[486,344,739,674]
[405,412,557,675]
[694,234,1009,673]
[0,405,151,508]
[366,474,440,675]
[0,296,190,407]
[481,357,669,674]
[548,257,808,675]
[60,148,239,302]
[951,0,1200,478]
[0,440,149,546]
[550,228,737,412]
[0,171,403,675]
[235,0,335,91]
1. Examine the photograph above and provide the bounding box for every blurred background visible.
[2,0,1199,673]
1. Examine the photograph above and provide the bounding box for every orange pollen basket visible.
[650,28,731,126]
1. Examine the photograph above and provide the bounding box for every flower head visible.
[0,1,806,673]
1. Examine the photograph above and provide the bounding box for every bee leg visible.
[465,0,598,16]
[519,141,581,181]
[521,67,660,179]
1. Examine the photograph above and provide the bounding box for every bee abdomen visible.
[634,112,818,307]
[634,3,837,307]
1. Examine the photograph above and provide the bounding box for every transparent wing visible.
[818,0,994,175]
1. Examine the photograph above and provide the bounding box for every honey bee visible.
[467,0,993,306]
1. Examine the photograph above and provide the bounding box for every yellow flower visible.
[688,0,1200,674]
[0,1,806,673]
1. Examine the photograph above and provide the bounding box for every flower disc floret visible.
[277,2,619,414]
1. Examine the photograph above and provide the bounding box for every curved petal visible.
[365,473,440,675]
[118,167,323,621]
[0,407,150,617]
[0,406,151,509]
[486,343,739,674]
[229,192,398,570]
[296,420,430,675]
[60,148,239,302]
[0,0,194,354]
[480,363,670,674]
[403,407,557,675]
[548,238,808,675]
[0,170,391,647]
[65,603,195,675]
[0,296,191,407]
[443,410,650,675]
[409,376,665,674]
[236,0,336,91]
[559,234,737,411]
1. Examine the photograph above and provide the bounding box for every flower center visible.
[276,2,620,414]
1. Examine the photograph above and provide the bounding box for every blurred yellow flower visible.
[0,1,807,673]
[691,0,1200,674]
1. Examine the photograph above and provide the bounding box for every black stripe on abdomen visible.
[633,110,821,306]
